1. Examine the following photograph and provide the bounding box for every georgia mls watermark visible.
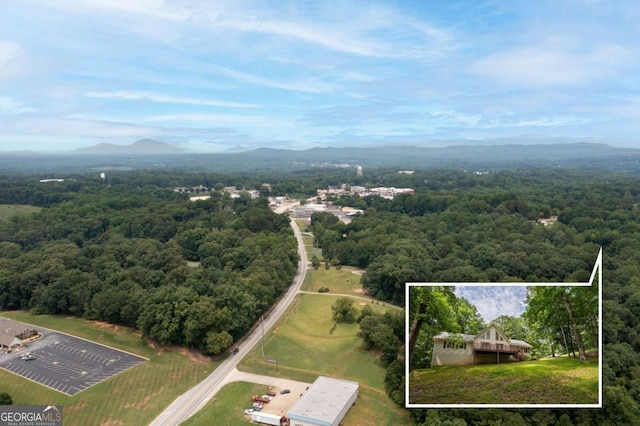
[0,406,62,426]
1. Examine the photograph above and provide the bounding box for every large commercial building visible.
[286,376,359,426]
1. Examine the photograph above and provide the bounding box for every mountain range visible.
[1,139,640,173]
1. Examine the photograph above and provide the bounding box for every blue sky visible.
[455,286,527,323]
[2,1,639,152]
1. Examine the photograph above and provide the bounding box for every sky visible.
[455,286,527,324]
[2,1,640,152]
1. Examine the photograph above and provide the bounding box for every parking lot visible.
[0,326,146,396]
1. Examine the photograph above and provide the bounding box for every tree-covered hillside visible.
[0,179,297,355]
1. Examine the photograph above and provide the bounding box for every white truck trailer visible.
[251,412,283,426]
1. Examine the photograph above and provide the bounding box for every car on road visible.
[232,347,239,354]
[280,389,290,394]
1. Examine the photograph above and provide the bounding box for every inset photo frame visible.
[405,248,602,408]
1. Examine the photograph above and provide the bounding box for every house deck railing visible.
[473,342,519,353]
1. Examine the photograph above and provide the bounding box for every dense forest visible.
[1,166,640,424]
[0,178,297,355]
[310,168,640,425]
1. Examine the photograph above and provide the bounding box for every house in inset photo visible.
[431,323,531,367]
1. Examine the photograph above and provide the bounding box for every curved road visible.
[150,219,308,426]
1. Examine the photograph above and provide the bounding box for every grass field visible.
[235,293,410,425]
[301,234,323,262]
[0,312,218,426]
[0,204,42,220]
[182,382,272,426]
[409,355,599,405]
[302,266,364,294]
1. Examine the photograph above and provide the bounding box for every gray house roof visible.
[433,323,532,348]
[433,332,476,342]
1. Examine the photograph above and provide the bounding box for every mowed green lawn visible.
[409,355,599,405]
[302,266,364,294]
[0,312,218,426]
[183,382,272,426]
[236,293,410,425]
[0,204,42,220]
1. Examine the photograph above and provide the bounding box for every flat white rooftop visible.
[286,376,359,426]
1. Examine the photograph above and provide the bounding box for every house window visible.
[444,341,467,350]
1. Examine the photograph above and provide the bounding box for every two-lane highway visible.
[150,218,308,425]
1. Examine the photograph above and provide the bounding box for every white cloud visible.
[471,43,630,86]
[143,112,294,129]
[207,64,338,93]
[0,41,25,79]
[0,41,22,63]
[85,91,261,108]
[455,286,527,323]
[11,117,157,138]
[0,97,36,114]
[51,0,185,21]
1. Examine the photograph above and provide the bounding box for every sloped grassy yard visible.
[409,355,599,405]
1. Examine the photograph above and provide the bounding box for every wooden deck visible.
[473,342,519,354]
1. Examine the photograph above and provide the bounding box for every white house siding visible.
[432,325,532,366]
[431,340,474,367]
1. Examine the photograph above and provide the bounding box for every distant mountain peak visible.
[72,139,183,155]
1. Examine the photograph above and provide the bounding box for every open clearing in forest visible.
[302,266,366,295]
[409,354,599,405]
[0,204,42,220]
